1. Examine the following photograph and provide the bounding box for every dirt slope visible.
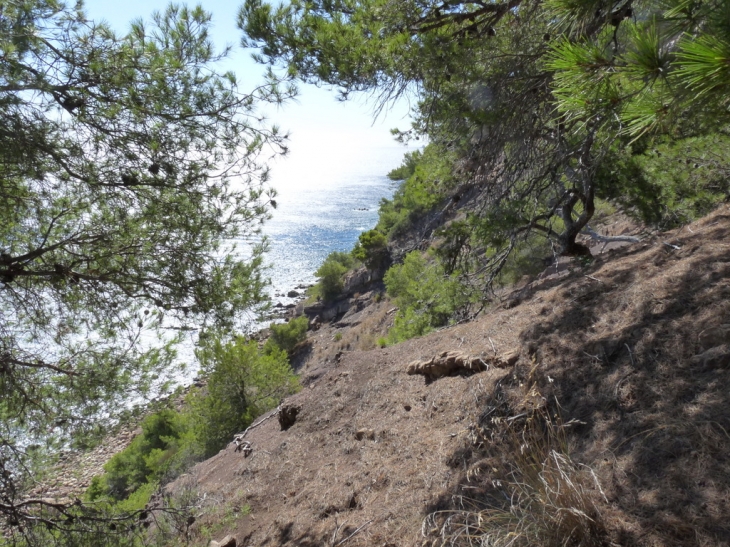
[176,205,730,547]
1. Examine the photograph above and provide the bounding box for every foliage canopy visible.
[240,0,730,287]
[0,0,294,536]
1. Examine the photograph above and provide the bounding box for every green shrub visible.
[595,133,730,229]
[387,150,421,180]
[192,336,300,456]
[313,251,355,301]
[377,144,458,239]
[384,251,474,344]
[352,229,389,270]
[264,316,309,355]
[496,234,554,286]
[87,409,193,502]
[87,334,300,507]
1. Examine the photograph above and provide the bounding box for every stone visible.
[278,403,301,431]
[287,290,300,298]
[342,267,371,295]
[210,535,236,547]
[354,429,376,441]
[690,345,730,370]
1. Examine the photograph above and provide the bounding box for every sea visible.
[147,140,416,386]
[261,141,416,306]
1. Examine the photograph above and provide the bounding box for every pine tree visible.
[240,0,729,282]
[0,0,293,537]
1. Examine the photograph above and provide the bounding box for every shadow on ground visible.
[426,211,730,546]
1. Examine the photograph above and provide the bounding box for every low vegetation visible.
[376,145,457,240]
[386,150,421,181]
[351,229,389,271]
[383,251,475,344]
[309,251,356,302]
[86,332,300,513]
[264,316,309,355]
[429,410,607,547]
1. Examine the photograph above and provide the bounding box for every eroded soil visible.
[175,206,730,547]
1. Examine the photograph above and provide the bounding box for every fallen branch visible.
[231,407,279,446]
[336,519,373,546]
[582,226,641,243]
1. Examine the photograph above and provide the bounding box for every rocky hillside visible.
[168,206,730,547]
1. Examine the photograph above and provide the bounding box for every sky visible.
[81,0,416,191]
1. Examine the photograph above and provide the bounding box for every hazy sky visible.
[81,0,416,190]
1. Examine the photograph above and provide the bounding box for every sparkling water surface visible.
[263,142,415,303]
[152,140,415,386]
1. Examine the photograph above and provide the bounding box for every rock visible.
[407,350,520,380]
[278,404,301,431]
[210,536,236,547]
[303,302,325,316]
[304,298,351,322]
[309,315,321,331]
[232,436,253,457]
[699,325,730,350]
[354,429,376,441]
[287,290,300,298]
[342,267,371,295]
[690,345,730,370]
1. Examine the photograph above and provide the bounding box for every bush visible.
[595,133,730,229]
[88,334,300,506]
[377,144,458,239]
[87,409,193,502]
[384,251,474,344]
[313,251,355,301]
[352,229,389,270]
[387,150,421,180]
[264,316,309,355]
[192,336,300,456]
[497,234,554,286]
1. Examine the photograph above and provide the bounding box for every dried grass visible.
[427,411,607,547]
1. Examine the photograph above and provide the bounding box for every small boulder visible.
[287,290,300,298]
[278,404,301,431]
[354,429,376,441]
[210,536,236,547]
[699,325,730,350]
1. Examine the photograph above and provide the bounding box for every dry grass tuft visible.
[427,410,607,547]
